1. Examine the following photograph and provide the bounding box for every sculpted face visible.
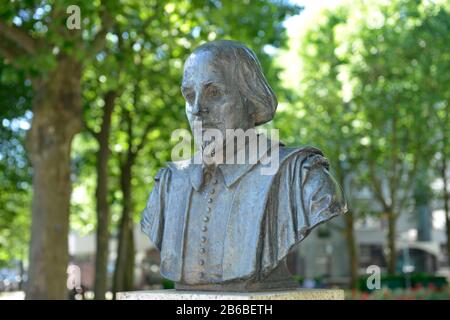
[181,50,254,150]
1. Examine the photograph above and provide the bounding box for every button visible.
[202,226,207,232]
[203,216,209,222]
[206,207,211,212]
[199,259,205,266]
[213,179,218,184]
[200,248,206,254]
[210,189,215,194]
[201,237,207,243]
[207,198,213,203]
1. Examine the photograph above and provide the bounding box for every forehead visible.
[182,50,228,87]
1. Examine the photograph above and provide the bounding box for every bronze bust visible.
[141,40,347,291]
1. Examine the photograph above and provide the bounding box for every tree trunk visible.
[335,167,358,289]
[344,210,358,289]
[93,91,117,300]
[414,170,432,242]
[18,259,24,291]
[25,56,82,299]
[112,156,135,296]
[386,211,397,275]
[125,220,135,291]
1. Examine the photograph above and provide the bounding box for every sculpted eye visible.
[186,92,195,103]
[182,87,195,103]
[208,85,222,98]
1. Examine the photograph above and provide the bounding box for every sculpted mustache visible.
[191,117,222,126]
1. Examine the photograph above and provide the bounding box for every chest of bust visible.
[182,167,236,284]
[160,162,277,282]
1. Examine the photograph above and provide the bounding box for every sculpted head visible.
[181,40,277,150]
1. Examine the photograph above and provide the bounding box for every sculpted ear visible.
[241,93,256,122]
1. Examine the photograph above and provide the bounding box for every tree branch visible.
[0,21,40,54]
[0,36,28,68]
[134,121,154,155]
[368,160,390,212]
[0,40,19,60]
[84,121,100,141]
[395,152,420,219]
[86,1,115,58]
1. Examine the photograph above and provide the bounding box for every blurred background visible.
[0,0,449,300]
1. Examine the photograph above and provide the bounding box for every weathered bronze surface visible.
[141,40,347,291]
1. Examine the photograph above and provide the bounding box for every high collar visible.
[187,134,283,191]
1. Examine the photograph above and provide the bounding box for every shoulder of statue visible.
[164,159,196,182]
[279,145,327,168]
[166,158,190,171]
[151,166,173,185]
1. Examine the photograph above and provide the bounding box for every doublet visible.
[141,139,347,289]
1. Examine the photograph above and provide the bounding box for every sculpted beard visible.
[192,120,224,164]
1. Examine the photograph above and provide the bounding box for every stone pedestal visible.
[117,289,345,300]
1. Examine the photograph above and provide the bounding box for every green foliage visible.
[348,286,450,300]
[292,275,325,287]
[278,0,450,219]
[0,62,32,267]
[357,273,448,292]
[161,279,175,290]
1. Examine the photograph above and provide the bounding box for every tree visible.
[335,0,440,274]
[417,3,450,266]
[0,61,32,277]
[0,0,118,299]
[279,0,450,280]
[82,25,126,300]
[276,4,363,288]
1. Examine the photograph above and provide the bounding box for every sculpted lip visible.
[193,122,221,129]
[191,117,220,125]
[201,126,220,131]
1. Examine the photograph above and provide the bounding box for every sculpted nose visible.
[192,101,201,116]
[192,93,208,116]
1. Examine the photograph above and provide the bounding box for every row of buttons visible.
[198,177,218,270]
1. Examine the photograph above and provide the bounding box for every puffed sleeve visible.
[259,149,347,275]
[299,153,347,229]
[140,168,170,251]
